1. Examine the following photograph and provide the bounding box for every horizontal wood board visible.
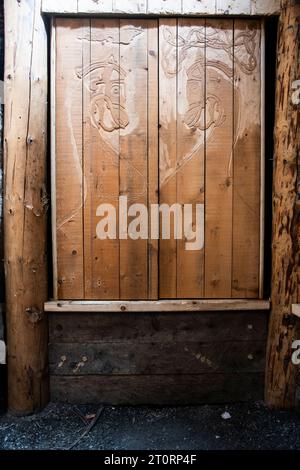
[42,0,281,16]
[49,310,268,404]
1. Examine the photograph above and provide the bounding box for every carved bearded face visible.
[185,60,226,132]
[77,55,129,133]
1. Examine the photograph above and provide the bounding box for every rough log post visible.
[4,0,48,414]
[265,0,300,408]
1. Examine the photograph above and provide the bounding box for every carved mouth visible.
[91,95,129,132]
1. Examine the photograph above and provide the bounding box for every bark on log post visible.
[4,0,49,415]
[265,0,300,409]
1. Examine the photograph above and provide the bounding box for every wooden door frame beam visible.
[41,0,281,16]
[265,0,300,409]
[45,300,271,313]
[4,0,49,415]
[3,0,298,415]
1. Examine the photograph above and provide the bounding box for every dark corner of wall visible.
[263,15,278,300]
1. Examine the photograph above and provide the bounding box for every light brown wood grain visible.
[51,20,58,299]
[82,19,92,299]
[53,18,264,302]
[159,18,178,299]
[56,19,84,299]
[259,22,266,299]
[176,18,205,298]
[265,0,300,409]
[87,19,120,300]
[45,299,270,312]
[147,20,159,299]
[232,19,262,299]
[119,20,149,300]
[204,19,234,298]
[4,0,48,414]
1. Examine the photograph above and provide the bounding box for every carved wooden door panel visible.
[53,18,263,301]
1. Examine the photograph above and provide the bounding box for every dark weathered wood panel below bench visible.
[49,311,269,405]
[49,311,268,343]
[50,341,265,376]
[50,374,265,405]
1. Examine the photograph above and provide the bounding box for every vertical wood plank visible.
[148,20,159,300]
[204,19,234,298]
[85,19,120,299]
[266,0,300,409]
[176,18,205,298]
[232,19,261,299]
[56,19,84,299]
[51,20,58,299]
[4,0,48,414]
[119,20,149,299]
[82,19,91,299]
[159,18,178,299]
[259,21,266,299]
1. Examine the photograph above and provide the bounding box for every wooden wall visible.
[4,0,299,413]
[49,10,271,405]
[42,0,281,16]
[49,310,268,404]
[53,17,264,302]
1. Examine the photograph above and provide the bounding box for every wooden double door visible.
[53,17,263,301]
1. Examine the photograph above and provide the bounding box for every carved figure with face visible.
[77,55,129,133]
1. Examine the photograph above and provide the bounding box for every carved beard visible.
[184,65,226,132]
[185,93,225,131]
[90,94,129,132]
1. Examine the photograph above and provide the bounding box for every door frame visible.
[50,15,267,305]
[5,0,300,414]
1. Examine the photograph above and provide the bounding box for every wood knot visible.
[225,177,232,188]
[26,307,43,324]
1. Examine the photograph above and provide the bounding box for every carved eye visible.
[111,84,120,96]
[188,80,202,92]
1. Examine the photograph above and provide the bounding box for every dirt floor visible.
[0,401,300,450]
